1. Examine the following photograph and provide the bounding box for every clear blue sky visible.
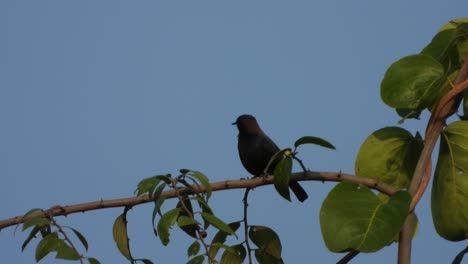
[1,1,467,263]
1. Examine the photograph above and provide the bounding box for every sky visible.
[1,1,467,263]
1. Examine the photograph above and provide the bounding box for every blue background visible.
[1,1,467,263]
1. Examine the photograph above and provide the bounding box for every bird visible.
[233,114,308,202]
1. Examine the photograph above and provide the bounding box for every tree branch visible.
[0,171,398,230]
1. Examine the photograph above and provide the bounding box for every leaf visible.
[254,250,284,264]
[22,225,42,251]
[189,171,212,200]
[135,258,154,264]
[22,217,50,231]
[294,136,336,150]
[200,212,235,236]
[431,121,468,241]
[178,216,199,227]
[187,255,205,264]
[177,198,198,238]
[187,241,200,257]
[219,244,246,264]
[112,213,132,261]
[157,208,181,246]
[381,54,444,110]
[355,127,423,190]
[69,227,89,251]
[209,222,241,258]
[273,156,292,201]
[88,257,101,264]
[55,239,80,260]
[151,183,166,236]
[264,149,289,175]
[320,182,411,252]
[35,232,60,262]
[135,176,161,196]
[249,226,282,260]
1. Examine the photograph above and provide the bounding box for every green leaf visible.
[22,225,42,251]
[249,226,282,260]
[273,156,292,201]
[157,208,181,246]
[381,54,444,110]
[421,28,460,74]
[88,257,101,264]
[189,171,212,200]
[187,255,204,264]
[431,121,468,241]
[187,240,200,257]
[294,136,336,150]
[35,232,60,262]
[355,127,423,190]
[135,258,154,264]
[151,183,167,236]
[135,176,161,196]
[320,182,411,252]
[264,149,289,175]
[200,212,235,236]
[209,222,241,258]
[254,250,284,264]
[219,244,246,264]
[22,217,50,231]
[69,227,89,251]
[55,239,80,260]
[178,216,199,227]
[112,213,132,261]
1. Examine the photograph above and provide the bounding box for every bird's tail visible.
[289,181,308,202]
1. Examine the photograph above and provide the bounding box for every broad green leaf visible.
[294,136,336,150]
[264,149,290,175]
[273,156,292,202]
[187,255,204,264]
[249,226,282,260]
[421,28,460,74]
[35,232,60,262]
[69,227,88,251]
[254,250,284,264]
[219,244,246,264]
[189,171,212,200]
[355,127,423,190]
[157,208,181,246]
[200,212,235,236]
[381,54,444,110]
[209,222,241,258]
[320,182,411,252]
[431,121,468,241]
[112,213,132,261]
[187,241,200,257]
[396,108,422,122]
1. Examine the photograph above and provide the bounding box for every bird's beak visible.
[231,121,237,125]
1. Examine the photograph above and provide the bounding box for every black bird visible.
[233,114,308,202]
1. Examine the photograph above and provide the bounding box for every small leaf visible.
[22,217,50,231]
[21,208,43,221]
[88,257,101,264]
[320,182,411,252]
[189,171,212,200]
[264,149,289,174]
[69,227,89,251]
[112,213,132,260]
[431,121,468,241]
[273,156,292,201]
[135,176,161,196]
[177,198,198,238]
[157,208,181,246]
[22,225,42,251]
[55,239,80,260]
[187,240,200,257]
[209,222,241,258]
[200,212,235,236]
[294,136,336,150]
[152,195,166,237]
[220,244,246,264]
[35,232,60,262]
[381,54,444,110]
[249,226,282,260]
[187,255,205,264]
[254,250,284,264]
[178,216,199,227]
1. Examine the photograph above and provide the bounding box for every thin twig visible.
[337,250,360,264]
[243,188,253,264]
[46,215,84,264]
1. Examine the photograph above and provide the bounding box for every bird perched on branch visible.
[233,114,308,202]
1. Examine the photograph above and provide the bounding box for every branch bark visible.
[0,171,398,230]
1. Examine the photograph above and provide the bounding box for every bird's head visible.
[232,114,262,134]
